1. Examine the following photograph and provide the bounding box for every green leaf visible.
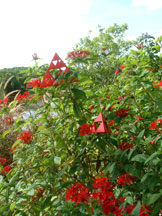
[137,129,145,140]
[2,129,12,138]
[54,156,61,165]
[73,103,82,118]
[10,203,15,211]
[71,88,86,99]
[144,152,158,164]
[131,202,141,216]
[143,193,162,205]
[131,154,147,163]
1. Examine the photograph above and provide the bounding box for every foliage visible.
[0,24,162,216]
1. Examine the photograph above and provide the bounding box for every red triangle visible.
[52,53,61,61]
[55,60,66,69]
[48,61,56,70]
[95,122,111,133]
[94,112,105,123]
[43,71,54,79]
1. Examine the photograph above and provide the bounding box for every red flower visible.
[115,108,129,117]
[5,117,14,124]
[126,204,152,216]
[117,173,136,186]
[89,105,95,111]
[0,97,9,106]
[117,94,127,102]
[67,50,90,59]
[114,69,119,74]
[16,92,33,101]
[133,116,144,124]
[119,142,134,150]
[65,183,90,204]
[0,158,8,165]
[153,80,162,88]
[120,65,125,70]
[1,165,11,174]
[106,94,111,98]
[149,120,158,129]
[17,131,34,144]
[78,124,92,136]
[147,68,152,71]
[10,146,21,153]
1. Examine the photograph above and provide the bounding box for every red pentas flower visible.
[115,108,129,117]
[67,50,90,59]
[0,158,8,165]
[16,92,33,101]
[153,80,162,88]
[65,183,90,204]
[1,165,11,174]
[5,117,14,124]
[0,97,9,106]
[78,124,94,136]
[117,173,136,186]
[119,142,134,151]
[114,69,119,74]
[89,105,95,111]
[17,131,34,144]
[120,65,125,70]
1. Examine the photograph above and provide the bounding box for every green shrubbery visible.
[0,24,162,216]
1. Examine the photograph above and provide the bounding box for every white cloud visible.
[0,0,93,68]
[132,0,162,10]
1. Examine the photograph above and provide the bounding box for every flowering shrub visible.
[0,24,162,215]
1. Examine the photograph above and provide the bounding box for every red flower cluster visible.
[119,142,134,151]
[115,108,129,117]
[120,65,125,70]
[92,177,125,215]
[153,80,162,88]
[78,124,94,136]
[16,92,33,101]
[67,50,90,59]
[117,173,136,186]
[17,131,34,144]
[114,69,119,74]
[89,105,95,111]
[0,97,9,106]
[117,94,127,102]
[149,119,162,135]
[5,117,14,124]
[1,165,11,174]
[27,79,42,88]
[147,68,152,71]
[65,183,90,204]
[0,157,8,165]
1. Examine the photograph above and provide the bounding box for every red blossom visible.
[120,65,125,70]
[114,69,119,74]
[5,117,14,124]
[106,94,111,98]
[65,183,90,204]
[147,68,152,71]
[89,105,95,111]
[133,116,144,124]
[117,173,136,186]
[0,158,8,165]
[1,165,11,174]
[17,131,34,144]
[135,44,143,49]
[10,146,21,153]
[0,97,9,106]
[119,142,134,150]
[126,204,152,216]
[153,80,162,88]
[16,92,33,101]
[67,50,90,59]
[115,108,129,117]
[149,120,158,129]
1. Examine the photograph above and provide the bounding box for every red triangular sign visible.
[48,61,56,70]
[52,53,61,61]
[94,112,105,123]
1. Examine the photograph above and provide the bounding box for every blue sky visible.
[0,0,162,69]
